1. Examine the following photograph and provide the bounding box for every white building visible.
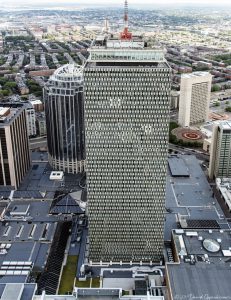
[215,178,231,212]
[209,121,231,179]
[178,72,212,127]
[25,103,37,137]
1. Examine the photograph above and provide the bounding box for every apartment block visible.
[178,72,212,127]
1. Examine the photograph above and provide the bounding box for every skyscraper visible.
[178,72,212,127]
[0,103,31,188]
[209,121,231,179]
[84,32,171,262]
[44,64,85,174]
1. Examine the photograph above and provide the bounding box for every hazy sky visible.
[1,0,231,6]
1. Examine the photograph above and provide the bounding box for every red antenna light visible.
[120,0,132,40]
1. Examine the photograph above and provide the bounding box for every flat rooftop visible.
[217,121,231,130]
[172,229,231,265]
[0,199,58,284]
[0,104,25,125]
[168,156,189,177]
[166,263,231,299]
[181,71,211,79]
[3,200,57,222]
[0,283,36,300]
[18,161,83,194]
[165,155,229,240]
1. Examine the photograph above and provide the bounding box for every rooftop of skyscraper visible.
[181,71,212,79]
[48,64,83,83]
[0,103,25,125]
[216,120,231,130]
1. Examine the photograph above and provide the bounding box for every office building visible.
[84,32,171,262]
[178,72,212,127]
[0,104,31,188]
[44,64,85,174]
[209,121,231,179]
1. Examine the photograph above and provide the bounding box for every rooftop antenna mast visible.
[120,0,132,40]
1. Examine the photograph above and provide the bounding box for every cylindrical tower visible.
[44,64,85,173]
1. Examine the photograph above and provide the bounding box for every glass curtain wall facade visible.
[84,49,171,263]
[44,64,85,174]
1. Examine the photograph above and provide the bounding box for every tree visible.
[0,77,8,85]
[0,89,10,96]
[225,106,231,112]
[211,85,221,92]
[4,81,17,89]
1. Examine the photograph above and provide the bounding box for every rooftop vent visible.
[203,238,220,253]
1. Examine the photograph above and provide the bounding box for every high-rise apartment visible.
[84,30,171,262]
[0,103,31,188]
[209,121,231,179]
[44,64,85,174]
[25,103,36,137]
[178,72,212,127]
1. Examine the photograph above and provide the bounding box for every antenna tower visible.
[120,0,132,40]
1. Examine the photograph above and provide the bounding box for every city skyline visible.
[2,0,231,7]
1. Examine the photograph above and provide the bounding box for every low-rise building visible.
[15,74,29,95]
[216,178,231,212]
[166,229,231,300]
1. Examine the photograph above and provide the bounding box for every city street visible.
[30,136,47,149]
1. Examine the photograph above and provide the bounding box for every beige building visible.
[209,121,231,179]
[203,137,212,153]
[178,72,212,127]
[170,90,180,110]
[0,104,31,188]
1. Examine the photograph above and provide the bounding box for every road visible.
[30,136,47,150]
[169,143,210,162]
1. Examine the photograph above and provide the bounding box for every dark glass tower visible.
[44,64,85,174]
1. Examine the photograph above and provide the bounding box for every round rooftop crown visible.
[52,64,83,82]
[203,238,220,253]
